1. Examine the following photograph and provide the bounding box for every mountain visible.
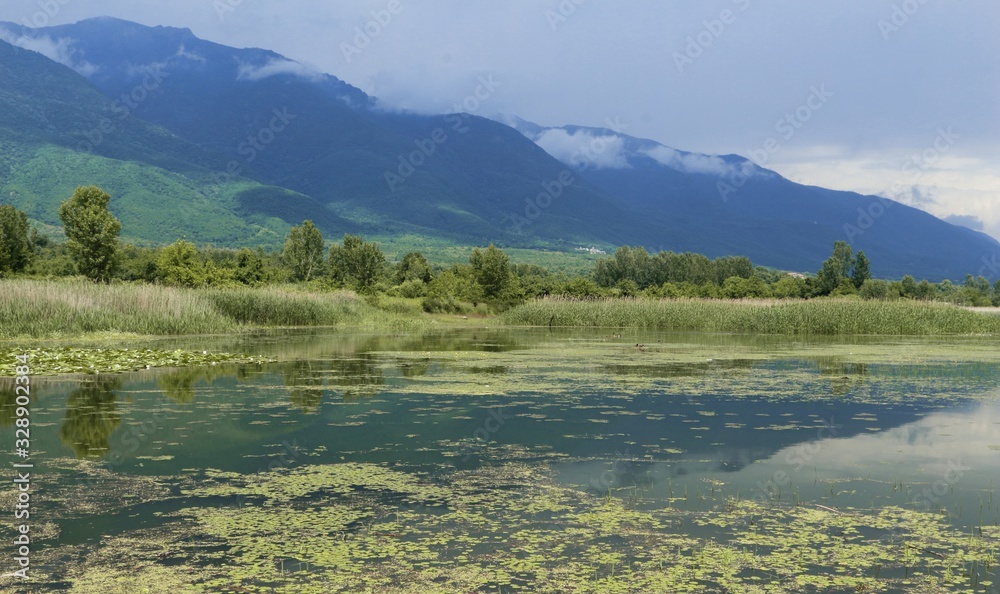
[0,17,637,249]
[0,34,354,245]
[0,17,996,279]
[501,116,1000,279]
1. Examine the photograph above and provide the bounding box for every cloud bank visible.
[237,58,322,82]
[0,27,97,75]
[534,129,629,170]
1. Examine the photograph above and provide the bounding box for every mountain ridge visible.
[0,17,996,280]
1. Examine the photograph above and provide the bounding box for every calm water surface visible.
[4,329,999,592]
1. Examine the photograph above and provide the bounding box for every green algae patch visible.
[0,346,271,376]
[375,336,1000,404]
[22,460,998,593]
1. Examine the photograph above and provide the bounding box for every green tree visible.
[831,278,858,296]
[329,234,386,291]
[470,244,516,300]
[900,275,917,298]
[283,220,325,282]
[559,277,603,298]
[397,251,431,283]
[851,251,871,288]
[616,278,640,297]
[815,256,843,295]
[0,204,33,276]
[58,186,121,283]
[772,276,806,299]
[832,241,855,278]
[234,248,268,286]
[722,276,771,299]
[157,240,205,287]
[859,279,889,300]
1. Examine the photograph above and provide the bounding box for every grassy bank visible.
[498,297,1000,335]
[0,279,424,339]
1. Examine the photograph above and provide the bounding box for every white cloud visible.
[0,28,97,76]
[236,58,322,82]
[533,128,629,170]
[769,148,1000,241]
[175,44,205,62]
[944,214,985,232]
[642,145,739,177]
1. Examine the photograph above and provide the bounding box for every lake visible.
[3,328,999,593]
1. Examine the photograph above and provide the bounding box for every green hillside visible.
[0,39,354,248]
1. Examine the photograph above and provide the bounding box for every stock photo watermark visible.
[208,106,297,192]
[458,406,512,462]
[340,0,405,64]
[17,0,72,28]
[844,126,958,242]
[878,0,934,40]
[506,116,628,231]
[718,84,833,201]
[673,0,751,74]
[384,75,501,192]
[912,459,970,511]
[76,65,169,153]
[546,0,588,30]
[7,354,33,579]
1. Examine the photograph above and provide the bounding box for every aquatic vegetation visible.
[499,297,1000,335]
[375,335,1000,405]
[18,461,998,592]
[3,329,1000,593]
[0,346,271,376]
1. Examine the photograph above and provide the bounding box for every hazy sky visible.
[3,0,998,238]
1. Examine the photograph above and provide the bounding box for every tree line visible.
[2,186,999,311]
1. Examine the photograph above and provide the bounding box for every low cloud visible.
[883,185,938,208]
[175,44,205,63]
[533,128,629,170]
[237,58,322,82]
[126,44,206,78]
[642,145,738,177]
[944,214,985,231]
[0,28,98,76]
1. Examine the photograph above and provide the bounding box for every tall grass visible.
[0,280,422,339]
[497,296,1000,335]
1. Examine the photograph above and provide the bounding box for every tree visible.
[397,252,431,284]
[815,256,843,295]
[234,248,267,286]
[282,220,324,282]
[900,275,917,298]
[58,186,121,282]
[470,244,516,300]
[722,276,771,299]
[832,241,855,279]
[915,279,935,301]
[594,246,651,288]
[329,234,386,291]
[772,276,806,299]
[0,204,33,276]
[851,251,871,288]
[157,240,205,287]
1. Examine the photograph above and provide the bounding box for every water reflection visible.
[59,378,122,458]
[283,359,327,413]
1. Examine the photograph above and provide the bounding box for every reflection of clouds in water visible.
[762,401,1000,482]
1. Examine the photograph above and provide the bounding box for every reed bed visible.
[0,280,420,339]
[498,296,1000,335]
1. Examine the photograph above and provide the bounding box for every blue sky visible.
[2,0,998,238]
